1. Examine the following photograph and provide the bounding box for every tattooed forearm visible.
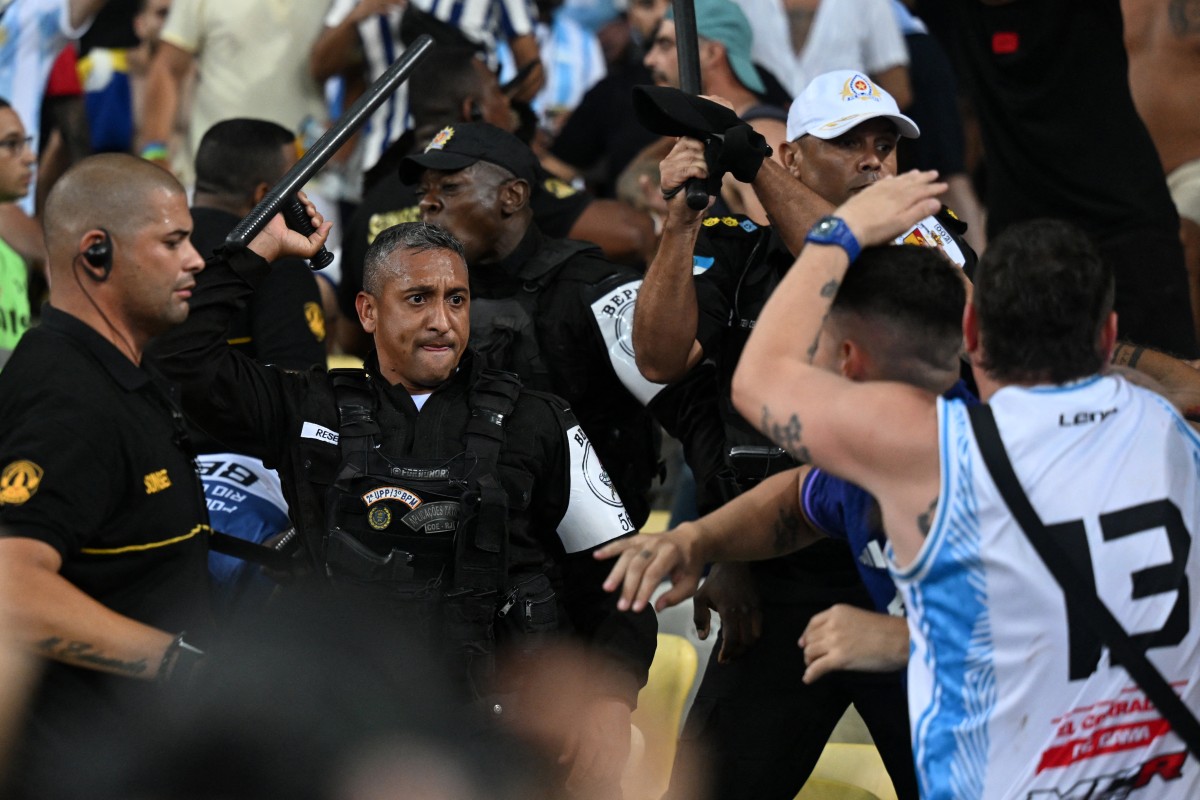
[772,508,804,554]
[1169,0,1200,36]
[760,405,812,462]
[35,636,151,676]
[916,497,939,536]
[1110,342,1146,370]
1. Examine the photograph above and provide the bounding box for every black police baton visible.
[672,0,710,211]
[224,34,437,269]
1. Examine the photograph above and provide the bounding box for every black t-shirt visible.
[0,306,213,786]
[79,0,140,54]
[550,63,661,198]
[916,0,1176,240]
[337,166,591,320]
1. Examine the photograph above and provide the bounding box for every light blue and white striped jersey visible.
[497,12,605,128]
[891,375,1200,800]
[326,0,536,170]
[0,0,92,213]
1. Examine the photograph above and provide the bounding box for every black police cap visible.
[399,122,539,186]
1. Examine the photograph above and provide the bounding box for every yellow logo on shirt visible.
[144,469,172,495]
[304,301,326,342]
[0,460,42,505]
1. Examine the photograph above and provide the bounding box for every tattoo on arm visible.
[760,405,812,462]
[917,497,939,536]
[803,280,839,362]
[772,508,804,554]
[35,636,151,677]
[1169,0,1200,36]
[1111,343,1146,370]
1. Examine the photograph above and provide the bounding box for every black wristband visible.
[661,183,685,201]
[158,632,205,683]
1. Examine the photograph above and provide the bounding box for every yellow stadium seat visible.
[623,633,699,800]
[795,777,883,800]
[795,743,898,800]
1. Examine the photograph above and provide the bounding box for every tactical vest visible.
[469,237,598,390]
[717,227,794,490]
[470,237,661,526]
[321,368,557,698]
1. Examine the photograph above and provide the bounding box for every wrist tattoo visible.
[36,637,150,676]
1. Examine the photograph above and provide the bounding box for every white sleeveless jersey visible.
[890,375,1200,800]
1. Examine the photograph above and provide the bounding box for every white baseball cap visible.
[786,70,920,142]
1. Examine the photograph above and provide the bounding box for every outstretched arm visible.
[1111,341,1200,419]
[595,466,823,612]
[732,172,948,564]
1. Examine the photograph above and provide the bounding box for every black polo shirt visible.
[0,305,213,787]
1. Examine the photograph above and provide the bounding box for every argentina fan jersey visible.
[890,375,1200,799]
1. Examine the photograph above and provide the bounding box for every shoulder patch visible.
[304,301,326,342]
[0,460,43,505]
[541,177,578,199]
[368,207,422,245]
[693,255,715,275]
[700,214,760,236]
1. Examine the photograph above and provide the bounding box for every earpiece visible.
[468,100,484,123]
[82,229,113,282]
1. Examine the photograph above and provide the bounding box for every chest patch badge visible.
[402,501,460,534]
[368,505,392,530]
[0,460,43,505]
[362,486,422,510]
[144,468,172,494]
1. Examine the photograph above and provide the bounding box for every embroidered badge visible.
[692,255,714,275]
[0,460,42,505]
[841,74,880,102]
[740,219,758,233]
[426,126,455,152]
[702,217,721,227]
[304,302,326,343]
[362,486,422,509]
[542,177,578,199]
[721,217,739,227]
[144,469,172,494]
[402,501,460,534]
[368,505,392,530]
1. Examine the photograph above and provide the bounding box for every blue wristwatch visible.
[805,216,861,263]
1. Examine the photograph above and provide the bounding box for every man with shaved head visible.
[0,153,328,798]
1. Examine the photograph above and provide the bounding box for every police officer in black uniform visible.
[337,46,656,359]
[152,219,656,796]
[401,121,719,531]
[0,154,217,798]
[631,73,977,800]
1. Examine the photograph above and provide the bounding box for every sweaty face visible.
[113,188,204,337]
[0,108,34,203]
[786,118,899,206]
[417,164,511,265]
[357,248,470,393]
